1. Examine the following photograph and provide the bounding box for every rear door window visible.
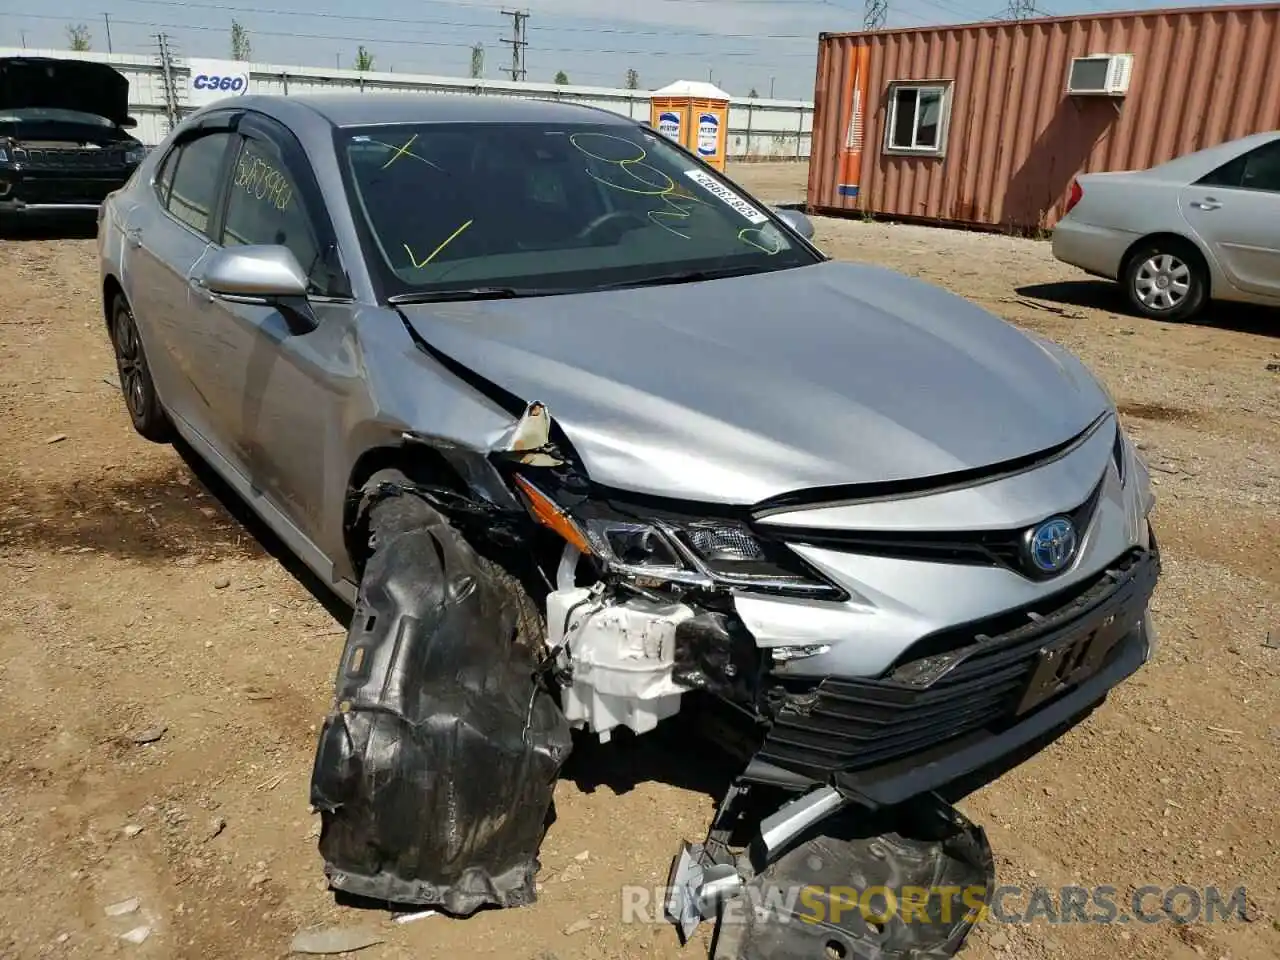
[1240,140,1280,192]
[165,132,234,237]
[1196,139,1280,193]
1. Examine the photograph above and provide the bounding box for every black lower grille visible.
[8,177,123,205]
[758,548,1159,780]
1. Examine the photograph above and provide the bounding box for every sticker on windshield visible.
[683,169,768,224]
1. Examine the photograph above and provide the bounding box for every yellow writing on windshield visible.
[371,136,442,171]
[568,132,703,239]
[404,219,475,270]
[567,132,781,254]
[382,133,419,168]
[738,226,783,255]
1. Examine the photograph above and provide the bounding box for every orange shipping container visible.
[807,3,1280,231]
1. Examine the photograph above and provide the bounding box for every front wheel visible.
[110,293,173,443]
[1122,241,1208,322]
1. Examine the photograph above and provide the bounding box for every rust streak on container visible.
[809,3,1280,231]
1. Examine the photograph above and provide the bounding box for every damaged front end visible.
[667,787,994,960]
[309,399,1001,958]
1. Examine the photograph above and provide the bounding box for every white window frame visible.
[883,81,953,158]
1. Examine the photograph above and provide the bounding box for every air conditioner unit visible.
[1067,53,1134,96]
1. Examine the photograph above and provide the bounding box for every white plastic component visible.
[1066,53,1133,96]
[546,589,695,742]
[546,587,594,650]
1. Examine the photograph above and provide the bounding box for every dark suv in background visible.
[0,56,146,221]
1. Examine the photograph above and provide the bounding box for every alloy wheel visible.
[113,303,147,422]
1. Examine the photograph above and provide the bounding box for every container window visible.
[884,83,951,157]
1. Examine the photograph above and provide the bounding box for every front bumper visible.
[752,545,1159,808]
[0,170,132,214]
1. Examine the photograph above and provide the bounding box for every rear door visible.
[122,115,239,440]
[1179,137,1280,299]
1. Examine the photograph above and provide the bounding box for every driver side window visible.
[221,135,325,292]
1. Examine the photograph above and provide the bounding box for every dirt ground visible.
[1,162,1277,960]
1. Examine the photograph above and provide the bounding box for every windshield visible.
[0,107,115,127]
[338,121,818,298]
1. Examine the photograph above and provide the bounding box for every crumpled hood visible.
[0,56,131,128]
[401,260,1111,505]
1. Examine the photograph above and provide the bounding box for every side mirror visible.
[775,207,815,241]
[120,116,139,129]
[201,245,309,301]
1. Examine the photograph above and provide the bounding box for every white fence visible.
[0,48,813,160]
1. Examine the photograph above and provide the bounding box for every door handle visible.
[1191,198,1222,211]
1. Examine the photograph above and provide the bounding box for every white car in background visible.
[1052,130,1280,321]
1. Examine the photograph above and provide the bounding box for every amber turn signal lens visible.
[513,475,593,555]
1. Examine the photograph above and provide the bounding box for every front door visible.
[188,115,355,553]
[1179,137,1280,300]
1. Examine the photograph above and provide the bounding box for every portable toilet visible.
[649,80,731,171]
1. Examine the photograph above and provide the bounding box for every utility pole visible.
[863,0,888,30]
[156,32,180,131]
[103,12,113,53]
[499,9,528,82]
[769,76,775,98]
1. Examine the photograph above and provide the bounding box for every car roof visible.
[232,93,634,129]
[1141,129,1280,180]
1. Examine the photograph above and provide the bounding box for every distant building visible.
[807,3,1280,231]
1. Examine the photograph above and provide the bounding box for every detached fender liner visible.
[309,493,572,914]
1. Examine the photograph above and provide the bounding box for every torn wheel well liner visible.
[342,444,471,569]
[311,484,572,914]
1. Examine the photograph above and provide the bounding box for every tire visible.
[109,293,173,443]
[1122,239,1208,322]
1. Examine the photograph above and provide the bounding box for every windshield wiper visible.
[594,264,778,291]
[387,286,560,305]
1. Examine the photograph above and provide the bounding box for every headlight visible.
[513,475,843,600]
[124,145,147,165]
[0,147,8,163]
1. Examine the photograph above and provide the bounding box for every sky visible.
[0,0,1262,99]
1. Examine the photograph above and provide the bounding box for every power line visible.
[499,8,528,82]
[4,12,823,60]
[89,0,824,44]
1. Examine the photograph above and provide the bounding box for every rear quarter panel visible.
[1054,173,1219,282]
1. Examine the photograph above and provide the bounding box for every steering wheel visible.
[575,210,649,243]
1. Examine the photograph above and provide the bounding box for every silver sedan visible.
[96,93,1159,935]
[1052,130,1280,321]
